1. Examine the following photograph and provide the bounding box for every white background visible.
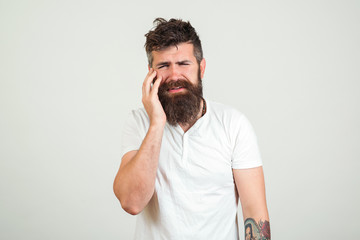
[1,0,359,239]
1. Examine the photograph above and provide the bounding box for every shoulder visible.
[206,100,256,139]
[207,99,245,123]
[124,107,150,131]
[128,107,149,122]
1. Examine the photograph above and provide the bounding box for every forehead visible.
[152,43,196,63]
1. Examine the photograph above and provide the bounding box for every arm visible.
[233,166,271,240]
[113,69,165,215]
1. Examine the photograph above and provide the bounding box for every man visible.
[114,18,270,240]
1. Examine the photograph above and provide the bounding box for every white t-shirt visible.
[121,100,263,240]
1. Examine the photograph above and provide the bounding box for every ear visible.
[200,58,206,79]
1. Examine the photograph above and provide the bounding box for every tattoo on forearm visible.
[244,218,271,240]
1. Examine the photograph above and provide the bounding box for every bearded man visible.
[113,18,271,240]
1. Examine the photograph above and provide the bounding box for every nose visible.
[167,65,181,81]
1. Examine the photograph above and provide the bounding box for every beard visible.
[158,70,203,126]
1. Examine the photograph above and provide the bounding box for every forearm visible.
[114,123,164,214]
[244,215,270,240]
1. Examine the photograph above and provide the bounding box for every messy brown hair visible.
[145,18,203,67]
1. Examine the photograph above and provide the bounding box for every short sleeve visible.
[120,110,148,160]
[231,114,263,169]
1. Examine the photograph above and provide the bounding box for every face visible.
[151,42,206,89]
[150,43,206,126]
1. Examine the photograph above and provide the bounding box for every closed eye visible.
[158,64,169,69]
[178,61,190,66]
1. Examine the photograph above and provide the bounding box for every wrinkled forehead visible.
[151,43,196,63]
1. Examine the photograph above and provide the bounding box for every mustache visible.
[158,80,192,91]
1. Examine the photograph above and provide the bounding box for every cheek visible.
[155,71,167,81]
[189,70,200,82]
[181,68,195,78]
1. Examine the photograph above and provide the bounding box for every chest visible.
[157,126,234,193]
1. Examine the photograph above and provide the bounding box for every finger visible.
[151,75,162,96]
[142,68,153,95]
[142,69,157,96]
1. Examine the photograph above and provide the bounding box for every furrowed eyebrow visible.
[155,60,192,68]
[177,60,192,64]
[155,61,170,67]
